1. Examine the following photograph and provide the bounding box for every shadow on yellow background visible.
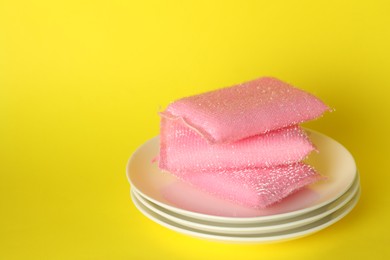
[1,1,389,259]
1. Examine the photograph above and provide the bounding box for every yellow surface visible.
[1,0,389,259]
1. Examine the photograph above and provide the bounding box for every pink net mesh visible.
[168,162,323,209]
[157,77,327,208]
[161,77,330,143]
[159,117,315,171]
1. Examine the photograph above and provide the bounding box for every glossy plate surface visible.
[131,188,360,243]
[127,130,357,223]
[132,175,359,234]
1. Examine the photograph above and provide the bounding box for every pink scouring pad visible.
[160,77,330,143]
[159,117,315,171]
[168,162,323,209]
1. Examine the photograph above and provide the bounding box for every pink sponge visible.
[169,162,323,208]
[159,117,315,171]
[161,77,330,143]
[158,77,327,208]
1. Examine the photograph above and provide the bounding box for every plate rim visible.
[127,129,357,223]
[131,175,359,233]
[131,187,361,243]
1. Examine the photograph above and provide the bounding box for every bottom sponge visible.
[167,163,323,209]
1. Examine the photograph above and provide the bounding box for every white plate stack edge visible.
[127,129,360,243]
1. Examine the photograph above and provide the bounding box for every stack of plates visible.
[127,130,360,243]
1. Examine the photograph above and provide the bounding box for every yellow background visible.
[1,0,389,259]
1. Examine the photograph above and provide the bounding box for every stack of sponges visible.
[158,77,330,208]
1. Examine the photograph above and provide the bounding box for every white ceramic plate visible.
[132,174,359,234]
[127,129,357,223]
[131,187,360,243]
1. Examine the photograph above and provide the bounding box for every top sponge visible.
[160,77,330,143]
